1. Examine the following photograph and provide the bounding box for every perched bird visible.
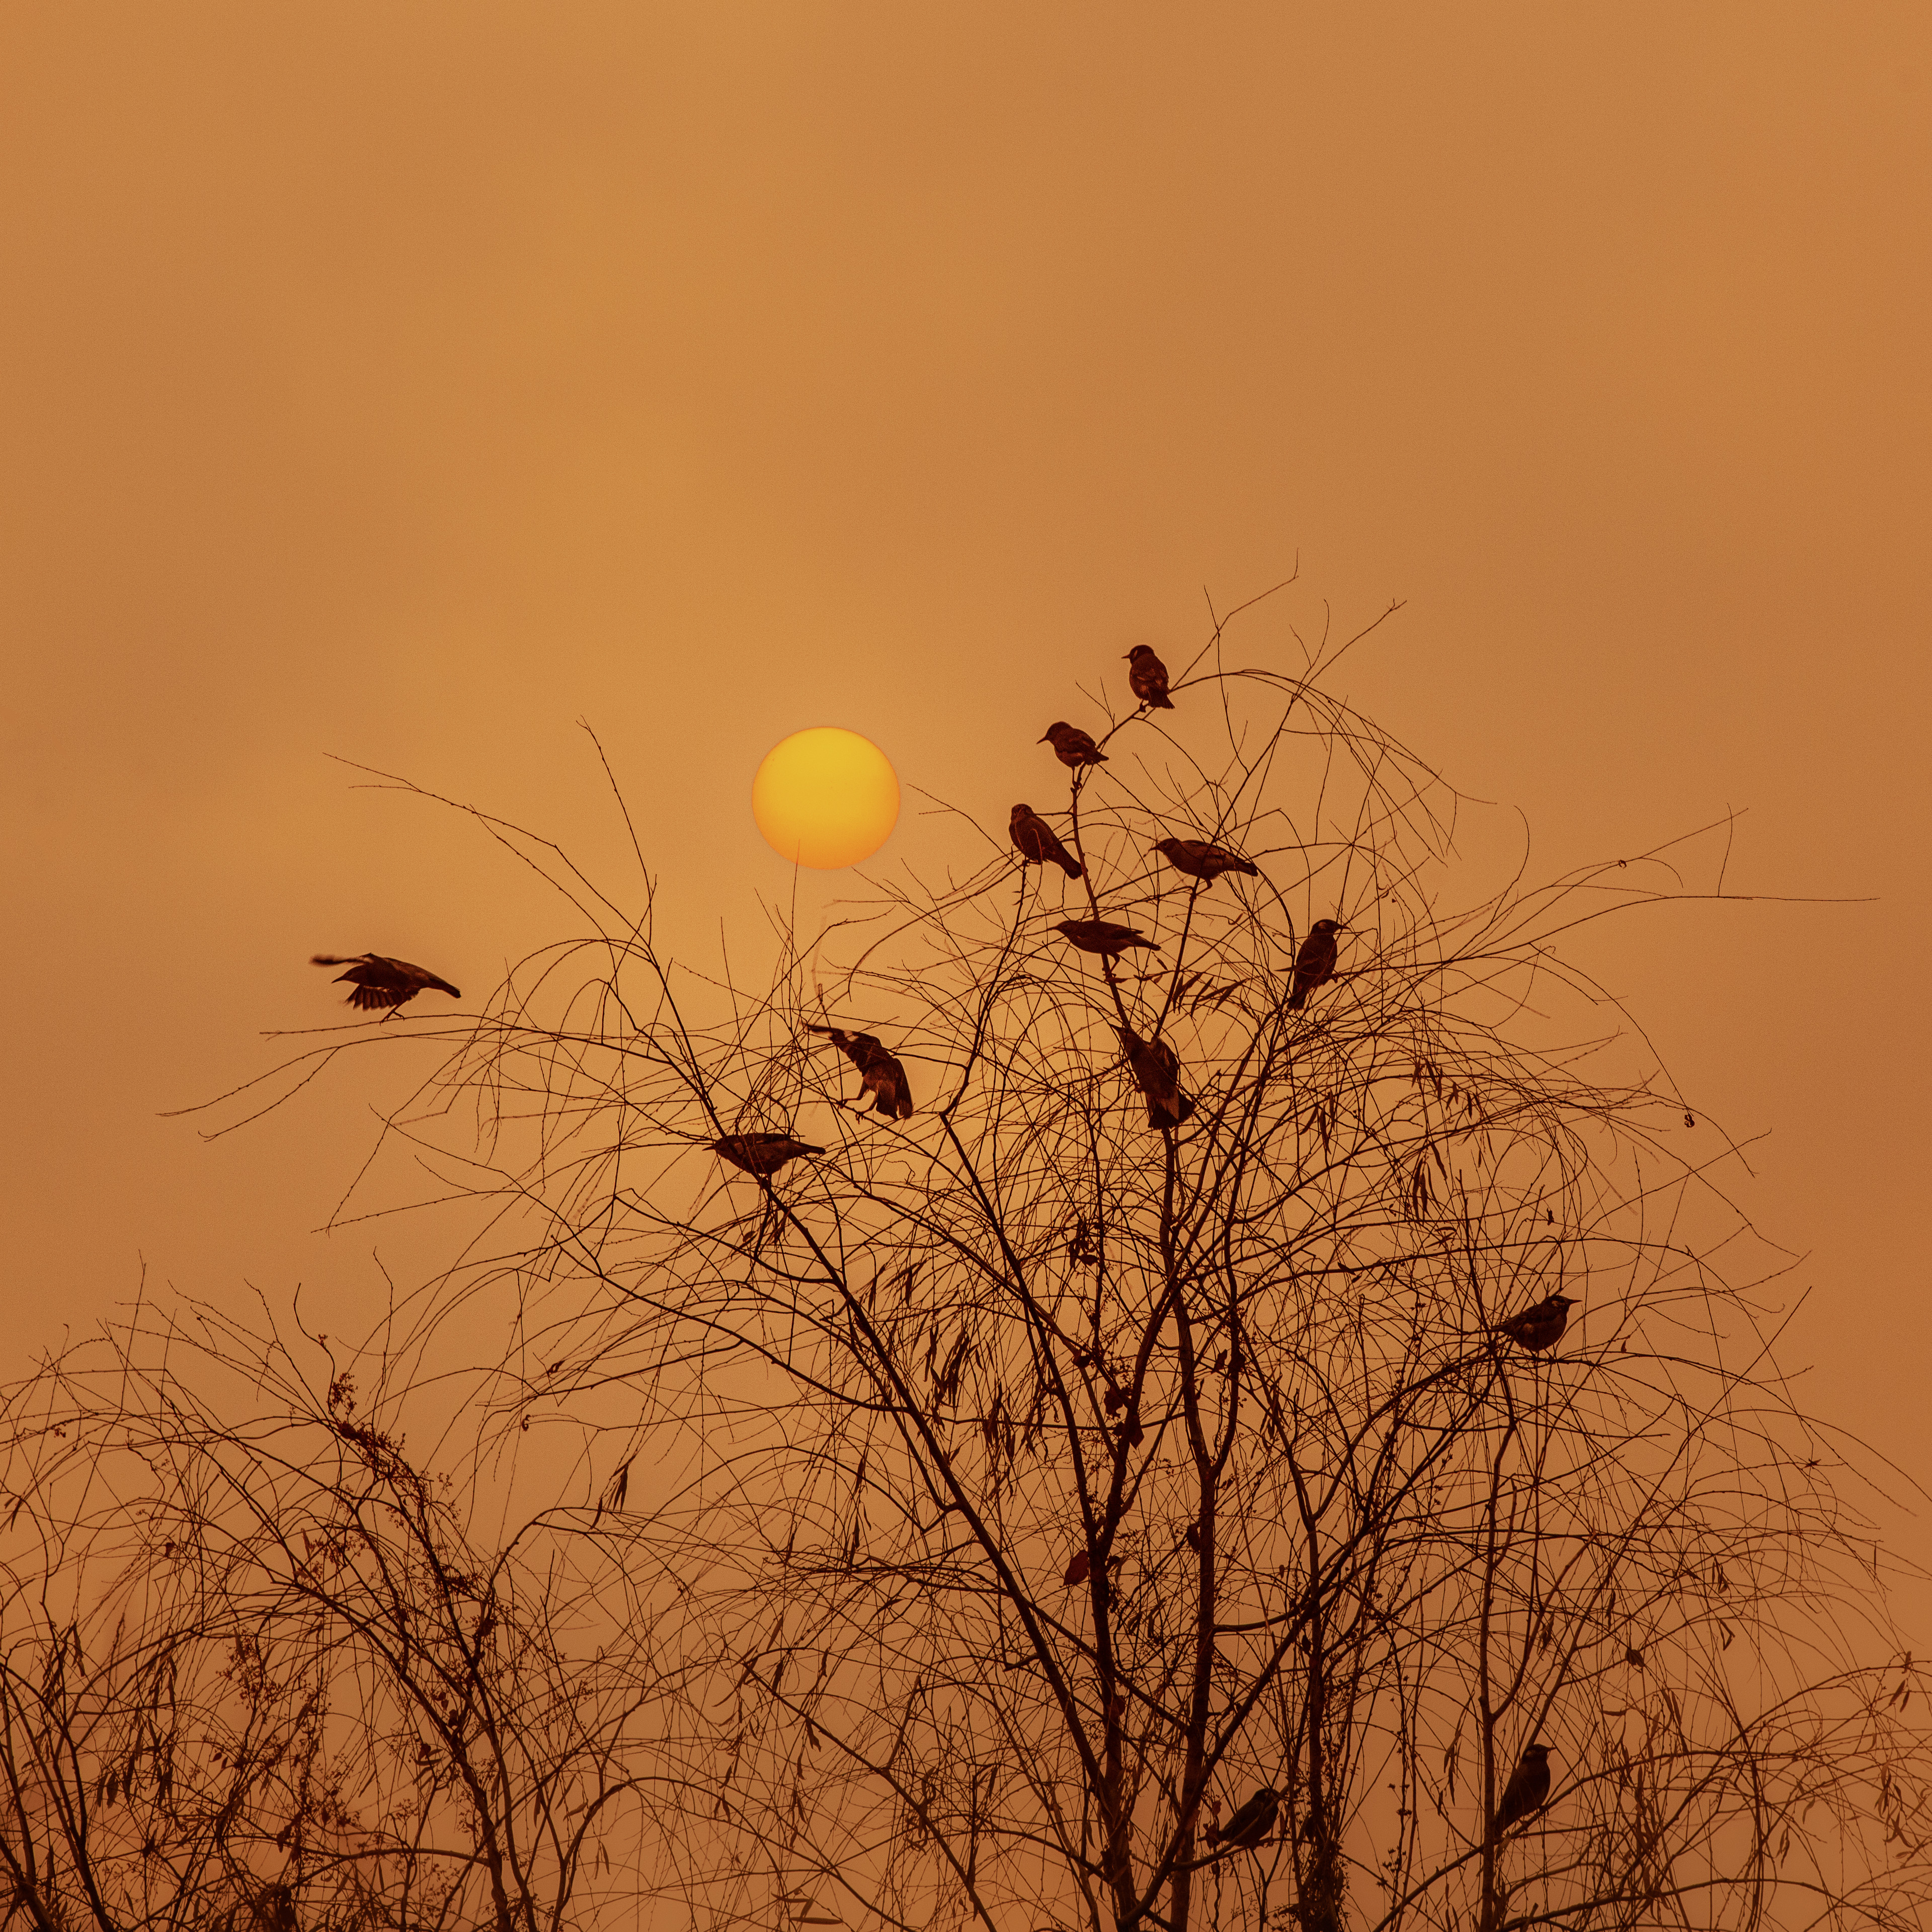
[251,1886,299,1932]
[1156,837,1259,887]
[311,953,460,1016]
[1010,803,1084,879]
[1491,1743,1552,1837]
[1490,1293,1577,1354]
[1116,1023,1194,1130]
[1039,721,1108,769]
[1208,1786,1280,1849]
[1124,645,1175,709]
[710,1133,824,1177]
[1286,919,1345,1011]
[809,1024,914,1119]
[1055,920,1161,959]
[1064,1549,1092,1587]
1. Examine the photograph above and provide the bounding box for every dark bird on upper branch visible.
[1124,645,1174,709]
[1286,919,1344,1011]
[1491,1743,1552,1836]
[311,953,461,1016]
[1116,1024,1194,1130]
[809,1025,914,1119]
[1156,837,1259,887]
[1039,721,1108,769]
[710,1133,824,1177]
[1208,1786,1280,1849]
[1010,803,1083,878]
[1055,920,1160,959]
[1490,1293,1576,1354]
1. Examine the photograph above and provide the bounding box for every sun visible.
[752,727,901,869]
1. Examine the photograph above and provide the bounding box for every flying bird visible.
[1039,721,1108,769]
[1490,1293,1577,1354]
[1124,645,1175,709]
[1491,1743,1552,1837]
[1286,919,1344,1011]
[710,1133,824,1177]
[1208,1786,1280,1849]
[311,953,461,1016]
[1010,803,1083,878]
[1156,838,1259,887]
[809,1024,914,1119]
[1116,1023,1194,1130]
[1055,920,1160,959]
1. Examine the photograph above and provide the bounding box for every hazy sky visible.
[3,5,1927,1608]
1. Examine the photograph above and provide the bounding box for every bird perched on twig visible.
[1208,1786,1279,1849]
[1491,1743,1552,1837]
[1124,645,1174,709]
[809,1025,914,1119]
[710,1133,824,1177]
[1286,919,1345,1011]
[1156,838,1259,887]
[1116,1024,1194,1130]
[311,953,461,1017]
[1489,1293,1576,1354]
[1063,1549,1091,1587]
[1010,803,1083,878]
[1039,721,1108,769]
[1055,920,1160,959]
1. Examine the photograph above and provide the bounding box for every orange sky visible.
[3,4,1927,1615]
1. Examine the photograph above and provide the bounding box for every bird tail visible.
[1059,853,1083,878]
[1150,694,1174,709]
[1287,986,1308,1010]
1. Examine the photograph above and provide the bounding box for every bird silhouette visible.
[1064,1549,1091,1587]
[809,1024,914,1119]
[1039,721,1108,769]
[1010,803,1083,878]
[1490,1293,1576,1353]
[1055,920,1160,959]
[710,1133,824,1177]
[1208,1786,1280,1849]
[1286,919,1344,1011]
[1116,1023,1194,1129]
[1124,645,1175,709]
[1155,838,1259,887]
[1491,1743,1552,1836]
[311,954,460,1016]
[251,1885,299,1932]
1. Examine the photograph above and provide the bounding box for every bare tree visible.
[16,588,1929,1931]
[0,1293,691,1931]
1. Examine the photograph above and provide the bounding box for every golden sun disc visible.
[752,727,901,870]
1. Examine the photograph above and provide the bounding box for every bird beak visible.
[1037,733,1051,744]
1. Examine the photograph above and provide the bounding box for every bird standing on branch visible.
[1124,645,1174,709]
[1207,1786,1280,1849]
[1010,803,1083,878]
[710,1133,824,1177]
[1156,838,1259,887]
[311,953,461,1017]
[1039,721,1108,769]
[1116,1023,1194,1129]
[809,1025,914,1119]
[1055,920,1160,959]
[1491,1743,1552,1837]
[1063,1549,1091,1587]
[1286,919,1344,1011]
[1490,1293,1576,1353]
